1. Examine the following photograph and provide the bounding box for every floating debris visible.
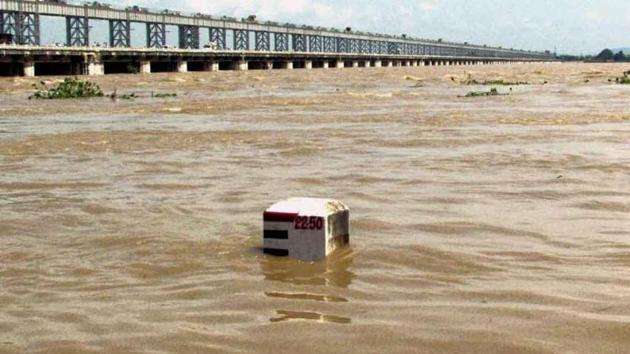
[461,88,506,98]
[613,71,630,84]
[458,74,529,85]
[153,92,178,98]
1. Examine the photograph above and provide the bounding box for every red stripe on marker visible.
[264,212,298,223]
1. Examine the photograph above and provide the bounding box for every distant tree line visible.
[555,49,629,62]
[593,49,629,62]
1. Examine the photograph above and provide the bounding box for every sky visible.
[42,0,630,55]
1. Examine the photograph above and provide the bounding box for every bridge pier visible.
[236,60,248,71]
[87,60,104,76]
[352,61,359,68]
[265,60,273,70]
[140,60,151,74]
[322,61,329,69]
[374,60,382,68]
[282,61,293,70]
[23,60,35,77]
[335,61,344,69]
[177,60,188,73]
[305,60,313,70]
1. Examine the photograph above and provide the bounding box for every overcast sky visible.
[45,0,630,54]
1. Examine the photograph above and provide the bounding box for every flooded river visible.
[0,63,629,353]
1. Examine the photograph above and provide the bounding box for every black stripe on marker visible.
[264,230,289,240]
[264,248,289,257]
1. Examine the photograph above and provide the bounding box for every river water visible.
[0,63,629,353]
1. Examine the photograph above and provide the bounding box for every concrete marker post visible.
[263,198,350,262]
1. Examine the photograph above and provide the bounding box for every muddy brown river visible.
[0,63,629,353]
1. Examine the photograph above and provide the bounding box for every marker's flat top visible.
[266,198,348,217]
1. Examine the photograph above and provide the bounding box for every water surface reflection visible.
[260,247,355,288]
[260,248,355,324]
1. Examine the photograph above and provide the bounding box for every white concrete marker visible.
[263,198,350,262]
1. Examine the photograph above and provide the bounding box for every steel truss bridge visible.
[0,0,554,76]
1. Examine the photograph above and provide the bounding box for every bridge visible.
[0,0,555,76]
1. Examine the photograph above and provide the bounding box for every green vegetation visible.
[108,90,137,100]
[557,48,629,62]
[126,64,139,74]
[592,48,629,62]
[596,49,615,61]
[613,71,630,84]
[28,77,182,101]
[29,78,104,99]
[459,74,528,86]
[461,88,505,98]
[482,79,528,86]
[152,92,178,98]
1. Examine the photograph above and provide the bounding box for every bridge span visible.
[0,0,555,76]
